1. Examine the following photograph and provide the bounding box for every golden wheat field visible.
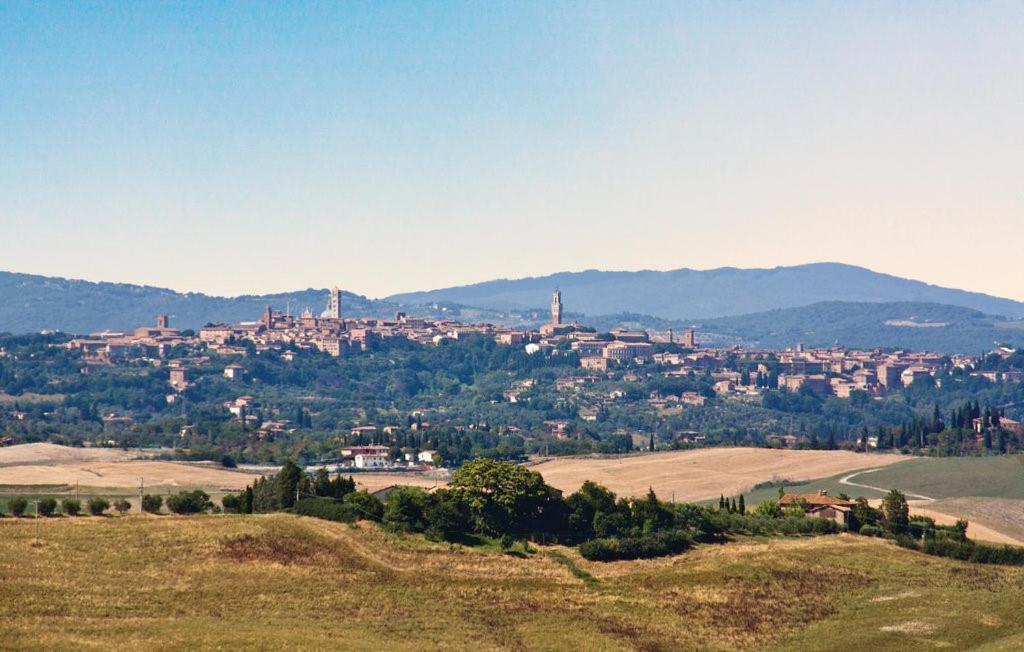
[532,448,907,502]
[1,514,1023,650]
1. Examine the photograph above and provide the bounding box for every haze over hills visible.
[0,271,391,335]
[1,266,1023,354]
[387,263,1024,320]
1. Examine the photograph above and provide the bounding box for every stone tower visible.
[551,289,563,326]
[327,286,341,319]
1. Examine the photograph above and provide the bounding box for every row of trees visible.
[1,496,128,517]
[222,459,846,562]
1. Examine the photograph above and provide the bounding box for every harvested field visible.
[0,442,147,466]
[0,444,443,495]
[913,497,1024,546]
[533,448,907,502]
[0,460,263,490]
[2,515,1024,649]
[351,473,443,493]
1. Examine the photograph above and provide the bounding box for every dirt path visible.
[300,517,411,573]
[838,468,933,500]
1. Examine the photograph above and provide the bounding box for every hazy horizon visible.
[3,260,1022,305]
[3,3,1022,300]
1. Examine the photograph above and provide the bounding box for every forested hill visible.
[653,301,1023,354]
[0,272,392,334]
[387,263,1024,320]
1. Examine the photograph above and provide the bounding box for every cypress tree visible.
[738,494,746,515]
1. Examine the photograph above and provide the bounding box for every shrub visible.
[220,454,237,469]
[922,537,1024,566]
[165,490,213,515]
[499,534,515,551]
[340,491,384,522]
[894,534,918,550]
[114,499,132,515]
[859,524,883,537]
[141,494,163,514]
[9,497,28,517]
[87,497,110,516]
[61,498,82,516]
[382,487,432,533]
[294,496,351,522]
[579,530,691,562]
[222,494,244,514]
[423,489,472,542]
[38,498,58,517]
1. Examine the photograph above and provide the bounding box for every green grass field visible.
[1,514,1024,650]
[739,455,1024,506]
[859,457,1024,500]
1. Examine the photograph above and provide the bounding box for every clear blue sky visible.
[2,2,1022,299]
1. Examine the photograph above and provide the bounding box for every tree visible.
[423,488,472,542]
[452,458,559,539]
[114,499,132,515]
[221,494,245,514]
[61,498,82,516]
[9,497,28,517]
[881,489,910,532]
[382,487,432,533]
[277,460,304,509]
[753,499,782,518]
[738,494,746,515]
[38,498,58,517]
[166,490,213,515]
[88,497,110,516]
[340,490,384,522]
[142,494,163,514]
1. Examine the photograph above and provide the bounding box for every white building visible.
[354,453,389,469]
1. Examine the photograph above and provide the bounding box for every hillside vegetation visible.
[387,263,1024,320]
[1,515,1023,650]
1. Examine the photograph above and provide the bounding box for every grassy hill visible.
[387,263,1024,320]
[2,514,1024,649]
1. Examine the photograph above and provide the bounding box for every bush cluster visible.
[579,530,691,562]
[921,537,1024,565]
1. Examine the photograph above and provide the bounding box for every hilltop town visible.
[0,285,1009,469]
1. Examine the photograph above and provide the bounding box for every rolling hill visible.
[387,263,1024,320]
[0,271,392,334]
[692,301,1024,353]
[585,301,1024,354]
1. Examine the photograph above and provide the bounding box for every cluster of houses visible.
[339,444,438,470]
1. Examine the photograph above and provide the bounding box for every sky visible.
[1,2,1022,300]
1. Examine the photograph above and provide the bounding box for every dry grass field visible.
[0,442,146,466]
[916,498,1024,546]
[1,515,1024,650]
[532,449,907,502]
[0,444,443,497]
[0,460,263,490]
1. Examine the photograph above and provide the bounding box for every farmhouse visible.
[779,490,854,526]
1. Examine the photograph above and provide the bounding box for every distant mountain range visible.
[387,263,1024,320]
[1,264,1022,354]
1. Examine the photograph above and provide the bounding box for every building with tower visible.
[551,289,563,326]
[327,286,341,319]
[541,288,573,337]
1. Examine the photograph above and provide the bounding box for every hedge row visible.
[922,537,1024,566]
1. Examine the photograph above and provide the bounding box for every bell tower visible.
[327,286,341,319]
[551,289,563,326]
